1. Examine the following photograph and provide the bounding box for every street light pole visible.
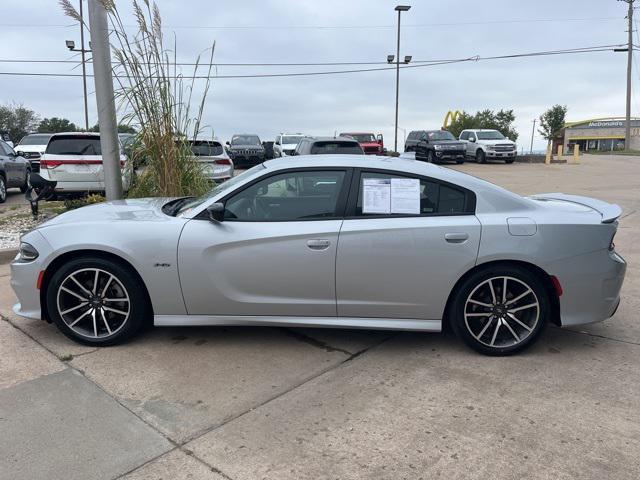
[624,0,634,149]
[393,5,411,153]
[79,0,89,131]
[530,119,536,154]
[88,0,122,200]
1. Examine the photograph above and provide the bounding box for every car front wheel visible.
[476,149,486,164]
[449,265,549,355]
[46,256,150,346]
[20,170,31,193]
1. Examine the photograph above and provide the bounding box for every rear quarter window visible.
[46,136,102,155]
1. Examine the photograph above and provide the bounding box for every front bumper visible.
[10,230,53,321]
[435,150,465,160]
[486,150,516,158]
[553,249,627,327]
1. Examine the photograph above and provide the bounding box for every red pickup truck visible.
[339,132,384,155]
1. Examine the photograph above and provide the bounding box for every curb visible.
[0,248,18,265]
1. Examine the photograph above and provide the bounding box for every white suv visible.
[274,133,304,157]
[39,132,131,194]
[459,129,517,164]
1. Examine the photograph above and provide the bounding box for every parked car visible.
[0,139,30,202]
[339,132,384,155]
[38,132,131,195]
[1,130,14,148]
[414,130,465,164]
[16,133,53,173]
[10,156,626,355]
[293,137,364,155]
[226,134,265,168]
[183,139,234,182]
[404,130,425,152]
[274,133,304,157]
[459,129,517,163]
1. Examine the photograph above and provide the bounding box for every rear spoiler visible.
[530,193,622,223]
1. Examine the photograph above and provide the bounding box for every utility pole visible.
[623,0,635,149]
[530,119,536,154]
[87,0,122,200]
[79,0,89,131]
[392,5,411,153]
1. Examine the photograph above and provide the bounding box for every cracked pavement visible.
[0,154,639,480]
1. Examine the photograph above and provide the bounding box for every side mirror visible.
[207,202,225,222]
[225,141,230,146]
[469,137,476,143]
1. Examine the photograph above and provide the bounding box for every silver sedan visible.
[10,155,626,355]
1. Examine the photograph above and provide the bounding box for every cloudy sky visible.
[0,0,633,150]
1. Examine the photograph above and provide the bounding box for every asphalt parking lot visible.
[1,154,639,480]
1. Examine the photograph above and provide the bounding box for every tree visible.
[447,109,519,140]
[538,105,567,142]
[0,103,40,143]
[89,123,137,134]
[38,117,78,133]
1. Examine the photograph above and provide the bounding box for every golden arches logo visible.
[442,110,461,129]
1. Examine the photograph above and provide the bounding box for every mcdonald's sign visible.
[442,110,461,129]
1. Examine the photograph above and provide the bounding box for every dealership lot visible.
[1,154,639,480]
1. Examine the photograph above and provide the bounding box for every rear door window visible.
[46,136,102,155]
[354,171,473,216]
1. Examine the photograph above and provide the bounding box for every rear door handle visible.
[307,239,331,250]
[444,233,469,243]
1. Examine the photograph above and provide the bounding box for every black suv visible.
[404,130,426,152]
[292,137,364,155]
[414,130,466,164]
[226,134,265,167]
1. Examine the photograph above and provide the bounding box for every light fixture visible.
[395,5,411,11]
[387,55,395,64]
[404,55,412,63]
[65,40,75,50]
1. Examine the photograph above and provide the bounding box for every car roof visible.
[50,132,101,138]
[304,136,359,143]
[339,132,374,135]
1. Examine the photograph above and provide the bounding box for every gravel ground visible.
[0,205,59,250]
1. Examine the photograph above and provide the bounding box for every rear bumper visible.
[552,249,626,327]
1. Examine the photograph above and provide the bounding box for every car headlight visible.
[434,144,443,150]
[487,145,495,151]
[17,242,39,262]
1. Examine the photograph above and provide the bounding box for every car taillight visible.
[214,159,231,165]
[40,160,62,169]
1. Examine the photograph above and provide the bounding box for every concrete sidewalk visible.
[1,154,639,479]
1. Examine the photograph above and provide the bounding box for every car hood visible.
[16,145,47,153]
[432,140,465,146]
[37,197,174,228]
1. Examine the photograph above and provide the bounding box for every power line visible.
[0,44,626,67]
[0,45,626,79]
[0,17,623,30]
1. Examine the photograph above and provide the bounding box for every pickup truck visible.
[459,129,517,164]
[339,132,384,155]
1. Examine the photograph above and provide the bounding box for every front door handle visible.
[307,239,331,250]
[444,232,469,243]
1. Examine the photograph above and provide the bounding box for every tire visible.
[427,150,435,163]
[0,175,6,203]
[475,149,486,164]
[19,170,31,193]
[456,159,465,165]
[505,157,515,164]
[448,265,549,356]
[46,256,150,346]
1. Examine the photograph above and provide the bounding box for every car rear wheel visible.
[46,257,150,346]
[449,265,549,355]
[0,175,6,203]
[476,149,486,164]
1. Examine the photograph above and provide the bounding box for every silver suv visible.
[459,129,517,164]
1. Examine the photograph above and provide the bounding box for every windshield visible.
[187,141,224,156]
[175,164,265,216]
[344,133,376,143]
[46,136,101,155]
[476,130,505,140]
[426,131,456,141]
[231,135,261,146]
[19,134,52,146]
[310,141,364,155]
[281,135,303,145]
